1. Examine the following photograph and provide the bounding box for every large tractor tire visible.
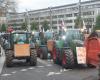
[6,50,13,67]
[40,46,48,59]
[62,49,74,69]
[30,49,37,66]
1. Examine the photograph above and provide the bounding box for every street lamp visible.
[79,0,81,18]
[26,9,31,32]
[48,7,53,31]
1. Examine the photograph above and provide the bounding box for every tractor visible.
[51,29,84,68]
[5,31,37,67]
[33,31,53,59]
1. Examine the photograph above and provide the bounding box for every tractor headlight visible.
[62,36,66,40]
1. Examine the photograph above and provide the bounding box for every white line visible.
[37,66,44,68]
[20,69,28,72]
[28,67,35,70]
[1,73,11,77]
[11,71,17,74]
[0,47,5,74]
[37,58,49,65]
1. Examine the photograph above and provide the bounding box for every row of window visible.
[27,3,100,17]
[8,19,23,23]
[9,17,94,25]
[53,26,72,29]
[30,11,94,20]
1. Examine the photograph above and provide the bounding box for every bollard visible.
[98,54,100,80]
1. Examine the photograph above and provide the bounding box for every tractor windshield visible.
[13,33,30,44]
[63,30,84,41]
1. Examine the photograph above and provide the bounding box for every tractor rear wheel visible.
[6,50,13,67]
[30,49,37,66]
[62,49,74,69]
[40,46,48,59]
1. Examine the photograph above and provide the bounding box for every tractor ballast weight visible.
[5,31,37,67]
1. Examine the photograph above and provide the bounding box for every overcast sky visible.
[17,0,89,12]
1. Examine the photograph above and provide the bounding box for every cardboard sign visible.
[76,47,86,64]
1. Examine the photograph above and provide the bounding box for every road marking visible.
[55,72,61,75]
[46,64,52,67]
[20,69,28,72]
[11,71,17,74]
[47,72,55,76]
[60,69,72,72]
[1,73,11,77]
[37,66,44,68]
[47,72,62,76]
[0,47,5,74]
[37,58,49,65]
[28,67,35,70]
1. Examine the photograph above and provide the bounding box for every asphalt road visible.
[0,57,98,80]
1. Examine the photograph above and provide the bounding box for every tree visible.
[21,22,27,30]
[1,24,6,32]
[75,16,83,29]
[31,21,38,31]
[42,20,49,31]
[94,15,100,30]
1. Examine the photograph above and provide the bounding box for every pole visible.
[78,0,82,29]
[79,0,81,17]
[26,9,31,32]
[48,7,53,31]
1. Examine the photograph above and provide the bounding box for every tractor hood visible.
[72,40,84,47]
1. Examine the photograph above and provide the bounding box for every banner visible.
[76,47,86,64]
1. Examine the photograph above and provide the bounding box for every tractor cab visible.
[12,32,31,44]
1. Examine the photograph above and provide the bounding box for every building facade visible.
[7,0,100,30]
[0,7,6,25]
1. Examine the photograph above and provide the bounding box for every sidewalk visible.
[0,46,5,74]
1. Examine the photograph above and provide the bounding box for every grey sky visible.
[17,0,89,12]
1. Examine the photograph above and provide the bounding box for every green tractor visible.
[33,31,53,59]
[51,29,84,68]
[5,31,37,67]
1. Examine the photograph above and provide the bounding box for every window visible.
[83,11,94,16]
[52,15,57,19]
[74,13,78,17]
[40,17,44,20]
[58,15,64,18]
[67,26,72,28]
[84,18,94,22]
[66,14,72,17]
[52,21,57,24]
[65,20,72,23]
[30,18,34,20]
[35,18,39,20]
[13,33,29,44]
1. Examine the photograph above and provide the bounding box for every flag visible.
[61,19,65,28]
[83,20,86,30]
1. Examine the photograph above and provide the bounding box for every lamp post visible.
[78,0,82,29]
[48,7,53,31]
[79,0,81,17]
[26,9,31,32]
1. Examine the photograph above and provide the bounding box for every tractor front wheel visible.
[30,49,37,66]
[6,50,13,67]
[62,49,74,69]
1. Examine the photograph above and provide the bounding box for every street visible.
[0,56,98,80]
